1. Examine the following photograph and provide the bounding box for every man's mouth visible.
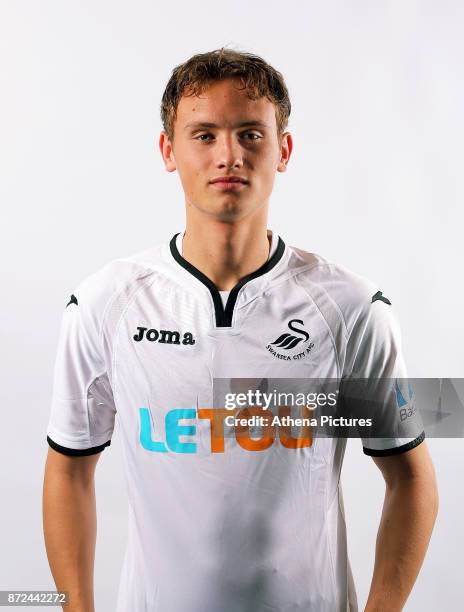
[209,176,249,190]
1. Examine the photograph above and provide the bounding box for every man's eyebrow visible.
[183,120,270,130]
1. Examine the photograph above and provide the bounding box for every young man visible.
[43,48,438,612]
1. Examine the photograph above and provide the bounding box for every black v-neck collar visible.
[169,233,286,327]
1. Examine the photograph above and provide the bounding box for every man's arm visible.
[364,441,439,612]
[42,447,102,612]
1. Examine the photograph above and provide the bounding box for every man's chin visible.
[188,198,252,222]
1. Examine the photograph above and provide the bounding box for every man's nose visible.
[215,133,244,168]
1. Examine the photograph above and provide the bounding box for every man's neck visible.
[182,216,271,291]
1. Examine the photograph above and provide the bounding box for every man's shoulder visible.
[287,243,378,300]
[67,242,167,318]
[286,243,389,332]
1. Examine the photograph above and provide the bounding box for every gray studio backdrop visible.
[1,1,463,610]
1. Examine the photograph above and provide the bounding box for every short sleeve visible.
[342,290,425,456]
[46,281,116,456]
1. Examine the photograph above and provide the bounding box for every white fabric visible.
[47,231,422,612]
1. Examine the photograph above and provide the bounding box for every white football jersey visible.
[46,229,424,612]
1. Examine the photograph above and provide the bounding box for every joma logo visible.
[133,326,195,345]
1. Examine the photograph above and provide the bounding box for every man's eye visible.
[242,132,261,140]
[195,134,213,142]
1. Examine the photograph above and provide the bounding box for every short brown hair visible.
[160,47,291,141]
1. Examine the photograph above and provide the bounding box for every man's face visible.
[160,78,292,222]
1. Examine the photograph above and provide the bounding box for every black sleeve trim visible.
[47,435,111,456]
[363,431,425,457]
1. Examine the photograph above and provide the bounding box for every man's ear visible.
[277,132,293,173]
[159,131,177,172]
